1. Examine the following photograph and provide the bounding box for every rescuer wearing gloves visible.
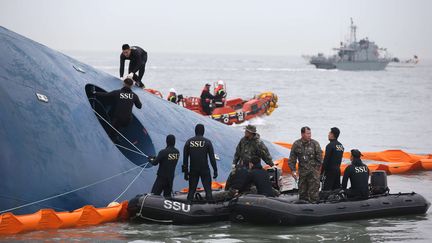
[148,134,180,197]
[119,44,147,88]
[94,78,142,142]
[183,124,218,201]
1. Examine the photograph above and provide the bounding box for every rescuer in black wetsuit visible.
[321,127,345,191]
[225,166,249,195]
[200,84,215,115]
[183,124,218,201]
[94,78,142,141]
[120,44,148,88]
[149,134,180,197]
[342,149,370,199]
[242,157,275,197]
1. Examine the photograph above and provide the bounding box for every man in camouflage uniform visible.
[289,126,322,203]
[232,125,274,168]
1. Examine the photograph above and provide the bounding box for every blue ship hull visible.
[0,27,289,215]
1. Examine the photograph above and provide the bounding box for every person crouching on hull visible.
[342,149,370,199]
[288,126,323,203]
[183,124,218,201]
[149,135,180,197]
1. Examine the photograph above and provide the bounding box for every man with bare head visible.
[288,126,322,202]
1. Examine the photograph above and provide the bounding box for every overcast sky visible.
[1,0,431,58]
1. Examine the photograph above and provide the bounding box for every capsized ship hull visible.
[0,27,289,215]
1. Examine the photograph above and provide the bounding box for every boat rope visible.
[136,194,149,218]
[112,165,147,202]
[0,163,148,214]
[0,108,155,214]
[0,195,67,212]
[92,108,148,158]
[135,194,174,223]
[114,143,147,157]
[91,108,153,202]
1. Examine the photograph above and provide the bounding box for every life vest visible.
[215,86,225,97]
[167,92,177,103]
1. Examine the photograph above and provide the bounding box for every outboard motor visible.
[370,170,389,195]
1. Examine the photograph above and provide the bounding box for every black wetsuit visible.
[321,139,344,191]
[150,136,180,197]
[183,126,217,200]
[200,89,215,115]
[243,165,275,197]
[225,167,249,192]
[120,46,148,83]
[342,159,370,199]
[95,87,142,139]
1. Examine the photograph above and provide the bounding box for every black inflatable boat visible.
[127,191,233,224]
[230,192,430,226]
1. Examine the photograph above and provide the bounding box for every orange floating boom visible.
[272,157,432,175]
[0,201,128,235]
[274,142,432,163]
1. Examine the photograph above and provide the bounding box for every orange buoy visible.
[0,201,127,235]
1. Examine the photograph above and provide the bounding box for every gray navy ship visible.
[309,18,390,71]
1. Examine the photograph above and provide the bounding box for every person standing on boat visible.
[119,44,147,88]
[342,149,370,199]
[214,80,227,108]
[94,78,142,142]
[288,126,323,203]
[148,134,180,197]
[232,125,274,169]
[183,124,218,201]
[200,83,215,115]
[321,127,344,191]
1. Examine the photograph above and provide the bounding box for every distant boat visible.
[309,53,336,70]
[388,55,419,68]
[308,18,390,71]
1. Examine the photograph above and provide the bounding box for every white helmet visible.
[169,88,177,93]
[217,80,224,85]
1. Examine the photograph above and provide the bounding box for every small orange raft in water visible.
[0,201,128,235]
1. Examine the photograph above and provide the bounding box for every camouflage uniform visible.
[288,139,322,202]
[233,134,274,168]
